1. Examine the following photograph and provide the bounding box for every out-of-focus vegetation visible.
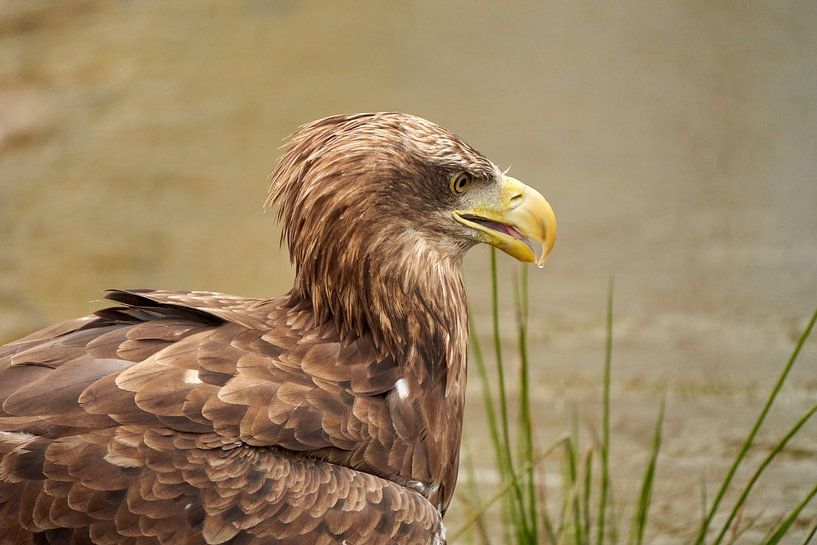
[454,250,817,545]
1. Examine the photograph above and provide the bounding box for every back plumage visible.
[0,289,446,545]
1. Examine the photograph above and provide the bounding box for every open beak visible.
[453,176,557,267]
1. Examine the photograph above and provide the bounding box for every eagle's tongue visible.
[469,217,547,266]
[494,222,547,268]
[482,219,523,240]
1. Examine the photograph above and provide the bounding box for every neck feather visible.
[288,228,469,396]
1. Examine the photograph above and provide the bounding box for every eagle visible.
[0,113,556,545]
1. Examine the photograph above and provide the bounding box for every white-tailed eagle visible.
[0,113,556,545]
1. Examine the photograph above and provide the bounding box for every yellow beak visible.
[453,176,557,267]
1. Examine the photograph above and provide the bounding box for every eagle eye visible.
[450,172,473,195]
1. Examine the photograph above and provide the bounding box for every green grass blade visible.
[490,248,512,458]
[760,482,817,545]
[537,459,558,545]
[469,314,505,479]
[713,402,817,545]
[596,278,614,545]
[582,448,594,544]
[469,319,516,545]
[558,440,588,545]
[515,265,538,543]
[564,436,584,545]
[694,306,817,545]
[758,514,787,544]
[469,311,514,543]
[628,399,665,545]
[449,433,570,543]
[489,248,530,541]
[463,442,494,545]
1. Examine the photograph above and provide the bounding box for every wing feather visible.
[0,290,447,543]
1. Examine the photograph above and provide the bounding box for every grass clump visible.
[452,249,817,545]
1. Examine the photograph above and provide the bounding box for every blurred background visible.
[1,1,816,542]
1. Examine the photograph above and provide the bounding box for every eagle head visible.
[267,112,557,345]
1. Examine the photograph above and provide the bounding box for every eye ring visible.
[450,172,473,195]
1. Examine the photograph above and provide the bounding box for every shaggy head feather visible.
[267,113,501,370]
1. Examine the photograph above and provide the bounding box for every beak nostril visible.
[509,191,524,208]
